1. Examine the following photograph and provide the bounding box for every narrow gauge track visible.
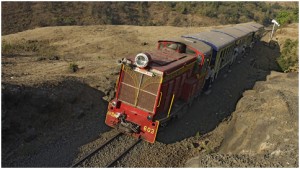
[105,138,141,167]
[71,132,141,168]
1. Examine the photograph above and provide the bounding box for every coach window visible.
[220,51,224,58]
[230,46,234,55]
[226,47,230,56]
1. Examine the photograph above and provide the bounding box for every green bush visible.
[69,63,79,72]
[276,10,298,26]
[277,39,298,72]
[55,17,77,26]
[2,40,14,55]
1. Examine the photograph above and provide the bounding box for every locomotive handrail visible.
[157,92,162,107]
[167,94,175,117]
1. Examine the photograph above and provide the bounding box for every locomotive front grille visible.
[118,65,161,112]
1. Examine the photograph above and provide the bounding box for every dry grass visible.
[2,25,213,60]
[2,23,298,88]
[2,25,217,87]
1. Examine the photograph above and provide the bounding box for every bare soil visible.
[2,24,298,167]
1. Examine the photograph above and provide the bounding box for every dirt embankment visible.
[185,71,298,167]
[2,23,298,167]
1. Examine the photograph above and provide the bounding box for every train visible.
[105,22,264,143]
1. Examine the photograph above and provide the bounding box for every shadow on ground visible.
[157,41,282,144]
[2,78,110,167]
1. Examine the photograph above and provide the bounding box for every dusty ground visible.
[2,24,298,167]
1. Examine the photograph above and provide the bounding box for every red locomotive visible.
[105,22,263,143]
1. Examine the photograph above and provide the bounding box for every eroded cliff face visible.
[186,71,298,167]
[220,71,298,154]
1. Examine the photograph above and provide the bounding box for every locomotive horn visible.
[116,59,122,65]
[117,58,132,65]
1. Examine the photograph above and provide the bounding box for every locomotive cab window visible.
[186,47,196,55]
[167,43,178,50]
[158,43,164,50]
[166,43,186,53]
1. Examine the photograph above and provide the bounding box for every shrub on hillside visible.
[2,40,14,55]
[277,39,298,72]
[276,10,298,26]
[55,17,77,26]
[69,63,79,73]
[1,39,57,57]
[2,40,38,55]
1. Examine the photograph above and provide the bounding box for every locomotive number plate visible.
[143,126,155,134]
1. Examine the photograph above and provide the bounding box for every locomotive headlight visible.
[135,53,151,68]
[111,100,120,108]
[111,101,117,107]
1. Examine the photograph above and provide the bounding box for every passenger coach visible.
[182,31,236,79]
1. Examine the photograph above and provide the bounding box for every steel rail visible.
[71,132,122,167]
[105,138,141,168]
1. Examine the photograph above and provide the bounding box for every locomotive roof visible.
[243,22,264,29]
[211,27,250,39]
[127,49,196,74]
[182,31,235,51]
[158,37,212,56]
[232,25,255,34]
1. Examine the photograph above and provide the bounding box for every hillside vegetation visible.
[270,23,299,73]
[277,39,298,72]
[2,2,298,35]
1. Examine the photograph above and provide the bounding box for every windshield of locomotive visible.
[118,65,161,113]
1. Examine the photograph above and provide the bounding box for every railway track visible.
[71,132,141,168]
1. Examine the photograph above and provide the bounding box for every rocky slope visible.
[185,71,298,167]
